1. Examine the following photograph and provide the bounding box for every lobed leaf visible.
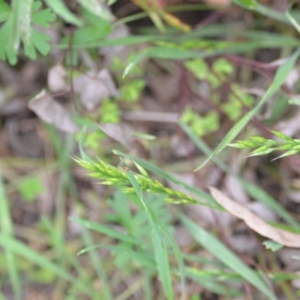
[43,0,82,26]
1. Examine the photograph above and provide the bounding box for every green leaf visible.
[70,217,140,245]
[24,30,52,59]
[288,98,300,105]
[0,20,18,64]
[212,58,233,75]
[123,50,150,78]
[182,216,276,300]
[18,175,45,202]
[44,0,82,26]
[75,0,113,21]
[72,23,111,45]
[9,0,21,52]
[0,235,73,282]
[0,0,55,64]
[185,59,208,79]
[0,169,21,300]
[19,0,33,46]
[286,2,300,35]
[262,240,283,252]
[32,2,56,27]
[0,0,10,22]
[195,46,300,171]
[232,0,257,9]
[126,172,174,300]
[180,122,300,230]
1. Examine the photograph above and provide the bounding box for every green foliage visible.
[0,1,56,65]
[75,157,198,204]
[61,8,112,47]
[3,1,300,299]
[229,130,300,158]
[233,0,257,9]
[184,59,208,80]
[75,191,179,300]
[0,1,10,22]
[183,58,252,135]
[81,130,106,150]
[181,107,219,137]
[0,0,113,65]
[288,97,300,105]
[212,58,234,77]
[182,216,276,300]
[18,175,45,202]
[99,99,121,123]
[184,57,234,87]
[196,47,300,171]
[120,79,146,102]
[262,240,283,252]
[112,56,146,102]
[220,84,254,121]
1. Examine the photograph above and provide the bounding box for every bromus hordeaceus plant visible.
[75,157,198,205]
[229,130,300,160]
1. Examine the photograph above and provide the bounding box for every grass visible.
[1,1,300,299]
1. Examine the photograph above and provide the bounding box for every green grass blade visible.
[181,216,276,300]
[122,36,299,77]
[180,122,300,229]
[195,46,300,171]
[0,235,73,282]
[81,227,113,300]
[70,217,140,245]
[233,0,300,25]
[286,1,300,34]
[0,169,21,300]
[123,50,150,78]
[127,171,174,300]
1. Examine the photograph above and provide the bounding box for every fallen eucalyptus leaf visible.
[209,186,300,248]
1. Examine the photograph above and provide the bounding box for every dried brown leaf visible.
[98,123,134,150]
[203,0,230,7]
[48,63,68,92]
[74,69,119,110]
[209,186,300,248]
[28,89,79,133]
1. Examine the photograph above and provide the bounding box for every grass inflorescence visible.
[75,157,198,205]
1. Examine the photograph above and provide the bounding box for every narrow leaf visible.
[127,171,174,300]
[44,0,82,26]
[182,216,276,300]
[195,46,300,171]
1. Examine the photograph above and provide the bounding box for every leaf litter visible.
[209,186,300,248]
